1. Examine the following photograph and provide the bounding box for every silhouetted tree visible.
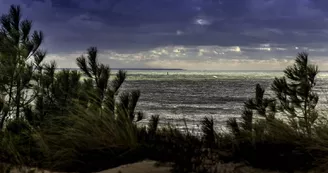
[0,5,46,129]
[227,84,276,136]
[228,52,318,138]
[76,47,142,121]
[272,52,319,137]
[226,52,320,171]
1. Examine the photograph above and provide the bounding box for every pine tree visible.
[227,84,275,136]
[76,47,142,121]
[228,52,319,139]
[271,52,319,137]
[0,5,46,129]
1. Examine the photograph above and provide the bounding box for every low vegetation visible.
[2,4,328,173]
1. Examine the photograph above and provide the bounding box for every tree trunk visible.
[15,77,21,119]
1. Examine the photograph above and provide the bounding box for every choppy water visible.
[120,71,328,130]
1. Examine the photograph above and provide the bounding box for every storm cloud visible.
[1,0,328,70]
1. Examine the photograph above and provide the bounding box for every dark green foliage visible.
[0,4,144,172]
[201,117,215,148]
[75,47,140,119]
[227,118,240,137]
[0,119,46,167]
[225,52,322,172]
[135,116,221,173]
[272,52,319,137]
[148,115,160,135]
[2,4,328,173]
[0,5,45,128]
[240,108,253,132]
[34,47,143,171]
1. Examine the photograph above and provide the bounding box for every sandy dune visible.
[97,160,171,173]
[8,161,314,173]
[9,160,170,173]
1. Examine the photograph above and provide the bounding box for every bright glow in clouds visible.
[193,15,212,26]
[45,45,328,71]
[258,47,271,51]
[176,30,183,35]
[234,46,241,52]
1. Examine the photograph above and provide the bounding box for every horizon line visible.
[54,68,328,72]
[56,68,185,71]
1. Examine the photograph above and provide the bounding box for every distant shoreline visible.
[54,68,328,72]
[56,68,185,71]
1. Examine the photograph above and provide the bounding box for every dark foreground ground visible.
[8,160,316,173]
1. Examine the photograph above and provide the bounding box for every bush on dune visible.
[37,47,144,172]
[42,106,141,172]
[0,5,143,172]
[152,52,328,172]
[224,52,325,172]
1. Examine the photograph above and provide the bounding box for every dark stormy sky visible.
[1,0,328,70]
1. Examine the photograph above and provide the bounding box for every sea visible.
[119,70,328,132]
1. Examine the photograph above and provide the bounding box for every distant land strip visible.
[55,68,185,71]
